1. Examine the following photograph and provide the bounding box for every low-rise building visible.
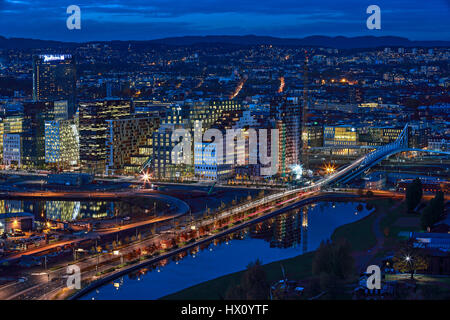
[3,133,21,167]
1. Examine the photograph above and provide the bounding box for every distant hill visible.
[0,34,449,50]
[148,35,450,48]
[0,35,78,49]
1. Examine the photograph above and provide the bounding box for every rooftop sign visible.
[39,54,72,62]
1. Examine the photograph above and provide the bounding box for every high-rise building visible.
[33,54,76,117]
[271,97,301,171]
[45,119,79,167]
[78,100,131,174]
[105,116,159,175]
[151,99,243,179]
[22,102,55,167]
[0,113,24,163]
[53,100,69,121]
[152,123,191,180]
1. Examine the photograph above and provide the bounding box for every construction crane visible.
[301,52,309,171]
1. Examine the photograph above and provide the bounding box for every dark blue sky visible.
[0,0,449,41]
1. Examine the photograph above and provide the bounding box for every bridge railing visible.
[361,123,408,167]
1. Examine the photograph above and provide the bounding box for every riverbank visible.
[69,193,377,300]
[69,194,360,299]
[161,198,397,300]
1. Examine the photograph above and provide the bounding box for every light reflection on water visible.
[0,199,163,222]
[82,201,374,300]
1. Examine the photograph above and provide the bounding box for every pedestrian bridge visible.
[307,123,448,188]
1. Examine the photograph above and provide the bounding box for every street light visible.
[113,250,123,265]
[322,163,336,175]
[141,171,151,188]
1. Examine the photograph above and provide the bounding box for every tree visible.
[225,284,244,300]
[225,259,269,300]
[430,191,445,222]
[258,190,265,199]
[421,205,435,231]
[405,178,423,213]
[421,191,445,230]
[312,240,333,276]
[393,240,428,279]
[312,239,354,280]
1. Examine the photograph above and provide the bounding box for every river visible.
[81,201,374,300]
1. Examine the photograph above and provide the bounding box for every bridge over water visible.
[230,124,449,214]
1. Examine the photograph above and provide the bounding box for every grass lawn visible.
[161,251,315,300]
[386,274,450,284]
[331,208,378,252]
[379,200,424,249]
[385,274,450,299]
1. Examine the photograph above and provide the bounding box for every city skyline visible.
[0,1,448,303]
[0,0,449,41]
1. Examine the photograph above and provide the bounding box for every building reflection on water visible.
[124,207,313,285]
[250,206,309,253]
[0,199,150,222]
[84,201,374,299]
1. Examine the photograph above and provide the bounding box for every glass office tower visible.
[32,54,77,117]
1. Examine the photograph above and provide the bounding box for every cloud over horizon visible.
[0,0,449,41]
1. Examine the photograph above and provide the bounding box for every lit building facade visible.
[358,126,403,146]
[324,125,358,147]
[194,142,232,181]
[32,54,77,117]
[45,119,79,167]
[3,133,21,167]
[270,97,301,171]
[0,115,24,163]
[105,116,159,175]
[22,102,55,168]
[152,123,191,180]
[151,99,243,179]
[79,100,131,174]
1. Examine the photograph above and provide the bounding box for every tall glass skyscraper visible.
[32,54,77,117]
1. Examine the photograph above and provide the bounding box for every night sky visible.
[0,0,449,41]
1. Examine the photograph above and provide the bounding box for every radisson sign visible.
[39,54,72,62]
